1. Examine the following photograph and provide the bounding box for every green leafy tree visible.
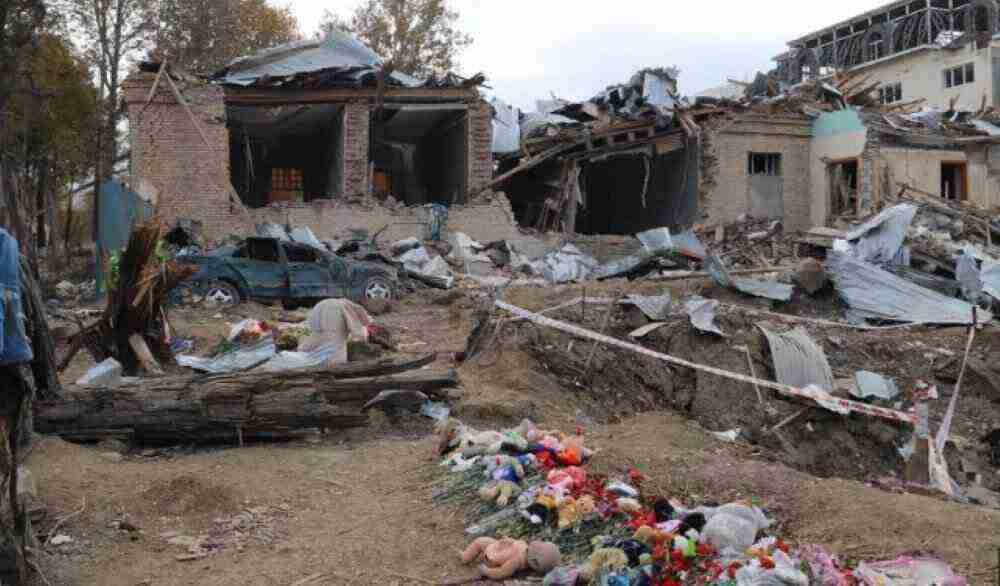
[0,0,47,250]
[7,34,99,257]
[155,0,301,73]
[320,0,472,78]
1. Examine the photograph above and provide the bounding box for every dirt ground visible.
[31,278,1000,585]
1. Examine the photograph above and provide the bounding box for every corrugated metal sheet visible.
[220,31,382,86]
[759,326,834,391]
[828,252,991,324]
[843,203,918,265]
[705,254,794,302]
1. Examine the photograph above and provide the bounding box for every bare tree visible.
[320,0,472,78]
[57,0,158,258]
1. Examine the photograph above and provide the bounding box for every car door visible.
[231,238,289,300]
[286,244,345,299]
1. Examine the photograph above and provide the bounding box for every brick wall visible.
[123,70,496,241]
[703,116,814,230]
[245,192,527,248]
[122,72,253,237]
[467,101,494,198]
[343,102,371,197]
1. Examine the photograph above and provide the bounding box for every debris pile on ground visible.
[60,218,196,376]
[433,416,969,584]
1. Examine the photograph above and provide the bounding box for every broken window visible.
[748,153,782,177]
[944,63,975,88]
[941,162,967,200]
[227,104,345,208]
[370,105,469,205]
[879,82,904,104]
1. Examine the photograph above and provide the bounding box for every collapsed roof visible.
[210,30,485,90]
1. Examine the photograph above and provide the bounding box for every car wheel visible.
[363,276,394,301]
[204,281,241,306]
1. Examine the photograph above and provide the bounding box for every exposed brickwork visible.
[123,73,253,237]
[245,192,523,246]
[467,101,494,197]
[702,116,814,231]
[124,69,497,242]
[343,102,371,198]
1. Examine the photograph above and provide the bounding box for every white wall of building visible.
[853,42,997,111]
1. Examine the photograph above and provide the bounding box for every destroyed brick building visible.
[121,22,1000,254]
[122,32,522,245]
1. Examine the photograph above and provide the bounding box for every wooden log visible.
[33,357,455,443]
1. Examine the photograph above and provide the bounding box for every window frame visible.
[944,63,975,88]
[748,153,783,177]
[879,82,903,105]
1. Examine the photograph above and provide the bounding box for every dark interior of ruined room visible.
[369,105,468,205]
[502,146,699,235]
[228,104,345,208]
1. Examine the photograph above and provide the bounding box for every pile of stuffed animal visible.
[438,417,970,585]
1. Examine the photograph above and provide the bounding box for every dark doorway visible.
[370,105,468,205]
[941,162,967,201]
[228,104,344,208]
[828,159,859,217]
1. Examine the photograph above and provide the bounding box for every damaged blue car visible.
[175,237,397,307]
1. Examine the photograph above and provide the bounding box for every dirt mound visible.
[141,476,237,517]
[498,291,999,490]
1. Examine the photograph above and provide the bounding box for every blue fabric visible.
[0,229,33,366]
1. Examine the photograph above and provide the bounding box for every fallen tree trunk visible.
[34,358,456,443]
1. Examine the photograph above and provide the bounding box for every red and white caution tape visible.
[496,300,919,426]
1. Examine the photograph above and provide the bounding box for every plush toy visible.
[461,537,561,580]
[580,548,629,582]
[547,466,586,491]
[479,480,522,507]
[617,498,643,514]
[486,455,525,481]
[577,494,597,517]
[557,497,578,529]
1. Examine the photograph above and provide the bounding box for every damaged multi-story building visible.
[122,31,526,246]
[701,0,1000,232]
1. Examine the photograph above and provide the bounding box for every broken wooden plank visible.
[471,140,585,198]
[128,334,164,376]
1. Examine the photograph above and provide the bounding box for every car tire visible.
[363,276,394,301]
[204,280,242,306]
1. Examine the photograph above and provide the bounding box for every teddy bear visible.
[461,537,561,580]
[478,480,522,507]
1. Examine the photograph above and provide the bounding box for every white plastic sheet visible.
[637,227,707,259]
[289,227,323,250]
[540,244,598,284]
[490,98,520,154]
[254,343,340,373]
[177,338,277,374]
[853,370,901,401]
[828,252,990,325]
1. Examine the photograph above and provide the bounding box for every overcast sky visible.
[282,0,883,111]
